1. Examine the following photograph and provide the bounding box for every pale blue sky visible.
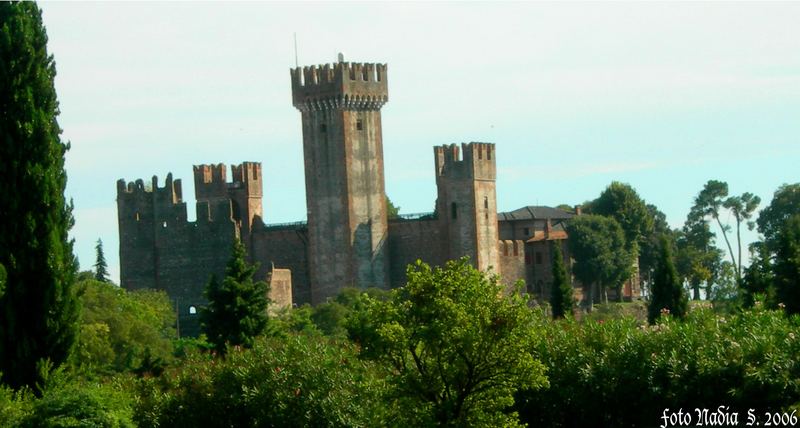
[39,2,800,284]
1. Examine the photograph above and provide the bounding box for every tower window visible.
[319,123,327,133]
[135,212,140,221]
[451,202,458,219]
[484,196,488,209]
[188,306,197,315]
[356,119,363,131]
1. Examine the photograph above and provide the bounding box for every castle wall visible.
[251,226,311,305]
[388,218,444,287]
[498,240,526,291]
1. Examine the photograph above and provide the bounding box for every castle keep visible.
[117,58,640,334]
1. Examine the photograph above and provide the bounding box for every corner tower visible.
[291,58,390,303]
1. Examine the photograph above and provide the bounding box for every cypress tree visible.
[201,239,270,354]
[93,238,110,282]
[549,240,574,318]
[0,2,79,389]
[648,235,687,324]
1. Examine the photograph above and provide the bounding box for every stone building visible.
[116,58,639,334]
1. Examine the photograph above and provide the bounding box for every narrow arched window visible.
[188,306,197,315]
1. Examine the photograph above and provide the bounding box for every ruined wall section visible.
[291,61,390,304]
[251,225,311,305]
[434,142,499,272]
[387,218,444,287]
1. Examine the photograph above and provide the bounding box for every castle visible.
[117,58,639,335]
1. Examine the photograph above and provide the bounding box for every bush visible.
[517,307,800,427]
[133,334,386,427]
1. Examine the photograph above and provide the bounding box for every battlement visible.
[117,173,183,203]
[291,60,388,111]
[193,162,262,200]
[434,142,496,180]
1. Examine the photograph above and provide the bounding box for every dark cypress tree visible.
[648,235,687,324]
[549,240,574,318]
[0,2,79,389]
[775,215,800,315]
[93,238,110,283]
[201,239,270,354]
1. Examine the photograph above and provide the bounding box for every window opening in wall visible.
[188,306,197,315]
[524,227,530,236]
[484,196,489,209]
[535,252,543,264]
[451,202,458,219]
[356,119,363,131]
[135,212,140,221]
[162,221,167,228]
[320,123,327,133]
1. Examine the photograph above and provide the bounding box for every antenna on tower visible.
[293,32,299,67]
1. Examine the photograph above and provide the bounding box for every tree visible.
[386,196,400,220]
[639,204,672,292]
[346,258,547,426]
[648,235,687,324]
[774,214,800,315]
[0,264,5,300]
[93,238,110,283]
[201,239,270,354]
[757,183,800,253]
[741,241,775,308]
[0,2,79,389]
[689,180,759,287]
[566,215,633,305]
[549,241,573,319]
[591,181,653,252]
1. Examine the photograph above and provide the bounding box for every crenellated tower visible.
[291,58,390,303]
[434,142,499,272]
[193,162,263,239]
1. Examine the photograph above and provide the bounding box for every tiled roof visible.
[498,206,574,222]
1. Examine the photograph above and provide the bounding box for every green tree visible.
[386,196,400,220]
[591,181,654,252]
[93,238,110,283]
[0,2,79,389]
[689,180,759,286]
[72,279,175,374]
[741,241,776,308]
[648,235,687,324]
[346,258,548,427]
[0,264,5,300]
[549,241,573,319]
[201,239,270,354]
[774,214,800,315]
[639,204,672,292]
[566,215,633,305]
[757,183,800,254]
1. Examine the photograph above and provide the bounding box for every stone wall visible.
[267,267,293,314]
[388,218,444,287]
[251,226,310,305]
[498,240,526,291]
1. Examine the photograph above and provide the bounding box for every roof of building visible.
[527,230,569,243]
[498,206,574,222]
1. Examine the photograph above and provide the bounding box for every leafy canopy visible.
[648,235,687,324]
[347,258,548,427]
[566,215,633,303]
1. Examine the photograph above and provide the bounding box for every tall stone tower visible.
[434,143,499,272]
[291,58,390,304]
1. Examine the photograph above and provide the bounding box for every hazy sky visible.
[39,2,800,284]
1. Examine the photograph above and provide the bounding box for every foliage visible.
[566,215,633,304]
[707,261,741,313]
[675,214,723,300]
[775,214,800,315]
[0,264,5,300]
[386,196,400,220]
[517,307,800,428]
[689,180,759,287]
[638,204,671,291]
[742,241,777,308]
[72,279,175,374]
[757,183,800,253]
[549,241,573,318]
[346,258,548,427]
[590,181,653,252]
[648,235,687,324]
[201,239,270,354]
[132,334,385,427]
[0,1,80,389]
[94,238,111,283]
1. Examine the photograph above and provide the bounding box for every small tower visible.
[434,142,499,272]
[291,58,390,304]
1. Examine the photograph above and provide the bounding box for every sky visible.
[38,2,800,284]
